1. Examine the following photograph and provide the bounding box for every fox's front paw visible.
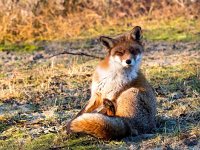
[103,98,116,116]
[103,98,113,107]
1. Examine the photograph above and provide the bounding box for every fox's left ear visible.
[99,36,115,49]
[130,26,142,41]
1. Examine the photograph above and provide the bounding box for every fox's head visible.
[100,26,143,70]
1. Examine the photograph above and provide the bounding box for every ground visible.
[0,37,199,149]
[0,1,200,149]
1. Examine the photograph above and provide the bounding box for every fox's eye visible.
[131,49,139,55]
[115,51,123,56]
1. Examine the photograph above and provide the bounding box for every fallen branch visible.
[47,51,104,59]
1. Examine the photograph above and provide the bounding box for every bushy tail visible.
[69,113,129,140]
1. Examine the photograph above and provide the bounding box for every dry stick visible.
[46,51,104,59]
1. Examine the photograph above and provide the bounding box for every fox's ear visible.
[99,36,115,49]
[130,26,142,41]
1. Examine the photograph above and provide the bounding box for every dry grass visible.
[0,41,199,149]
[0,1,200,149]
[0,56,95,104]
[0,0,200,44]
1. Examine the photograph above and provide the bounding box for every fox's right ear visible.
[99,36,115,49]
[130,26,142,41]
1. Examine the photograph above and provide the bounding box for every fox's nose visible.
[126,59,132,64]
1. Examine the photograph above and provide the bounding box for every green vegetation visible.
[25,134,56,150]
[78,17,200,42]
[146,63,200,93]
[0,44,42,52]
[1,17,199,52]
[144,18,200,41]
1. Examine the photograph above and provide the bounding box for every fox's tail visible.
[69,113,130,140]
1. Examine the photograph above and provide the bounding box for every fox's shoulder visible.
[92,56,111,82]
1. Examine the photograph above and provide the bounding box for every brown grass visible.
[0,48,199,149]
[0,0,200,43]
[0,1,199,149]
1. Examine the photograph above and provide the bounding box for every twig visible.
[46,51,104,59]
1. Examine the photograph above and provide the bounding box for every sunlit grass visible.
[0,16,200,49]
[0,57,200,149]
[71,17,200,42]
[0,54,199,149]
[0,15,199,149]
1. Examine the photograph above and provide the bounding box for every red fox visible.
[67,26,157,140]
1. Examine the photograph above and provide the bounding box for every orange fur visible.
[68,26,156,139]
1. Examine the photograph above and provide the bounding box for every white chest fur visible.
[91,64,137,100]
[91,54,142,100]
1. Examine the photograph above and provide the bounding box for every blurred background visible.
[0,1,199,149]
[0,0,200,45]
